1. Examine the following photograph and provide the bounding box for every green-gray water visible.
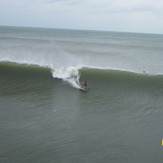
[0,26,163,163]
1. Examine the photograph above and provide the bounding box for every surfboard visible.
[79,87,86,91]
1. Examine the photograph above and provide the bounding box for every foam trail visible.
[51,66,81,89]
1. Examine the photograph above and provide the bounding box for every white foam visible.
[51,66,81,88]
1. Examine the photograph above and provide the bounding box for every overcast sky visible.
[1,0,163,34]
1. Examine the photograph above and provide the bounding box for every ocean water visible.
[0,26,163,163]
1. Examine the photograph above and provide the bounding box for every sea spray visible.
[51,66,81,88]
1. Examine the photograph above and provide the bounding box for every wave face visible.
[1,61,163,92]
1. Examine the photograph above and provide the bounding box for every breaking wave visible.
[0,60,82,89]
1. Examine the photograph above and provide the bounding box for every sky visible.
[0,0,163,34]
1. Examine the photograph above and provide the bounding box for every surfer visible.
[81,81,88,89]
